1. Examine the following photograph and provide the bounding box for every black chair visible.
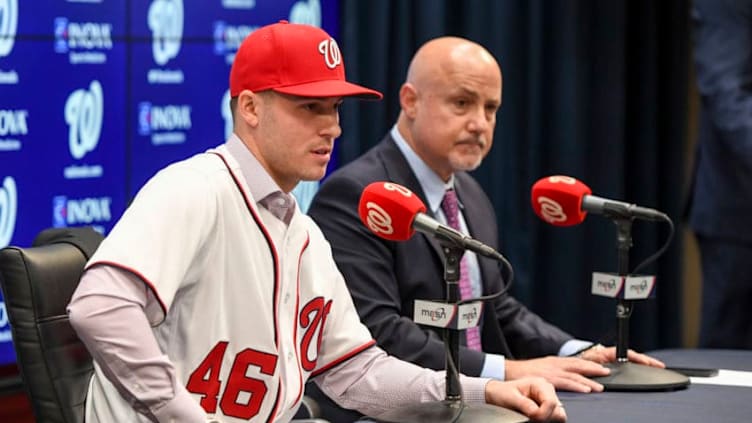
[0,227,103,423]
[0,227,328,423]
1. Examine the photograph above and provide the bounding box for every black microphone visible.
[358,181,505,261]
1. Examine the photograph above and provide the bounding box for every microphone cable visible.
[443,251,515,422]
[631,214,675,275]
[456,252,514,306]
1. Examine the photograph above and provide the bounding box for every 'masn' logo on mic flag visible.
[413,300,483,330]
[591,272,656,299]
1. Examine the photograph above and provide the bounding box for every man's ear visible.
[399,83,418,119]
[236,90,261,127]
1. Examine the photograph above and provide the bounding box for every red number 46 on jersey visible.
[186,341,278,420]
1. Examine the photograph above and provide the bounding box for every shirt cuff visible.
[151,385,207,423]
[558,339,593,357]
[480,353,505,380]
[459,375,492,405]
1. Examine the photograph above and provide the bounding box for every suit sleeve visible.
[309,173,488,376]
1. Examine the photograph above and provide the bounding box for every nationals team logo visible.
[65,80,103,160]
[299,297,332,371]
[148,0,183,66]
[0,0,18,57]
[221,89,232,140]
[535,175,577,224]
[317,39,341,70]
[362,183,413,236]
[363,202,394,236]
[536,196,567,224]
[289,0,321,26]
[0,176,17,248]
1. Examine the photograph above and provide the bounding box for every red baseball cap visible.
[229,21,382,99]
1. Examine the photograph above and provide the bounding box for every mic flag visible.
[531,175,591,226]
[358,181,427,241]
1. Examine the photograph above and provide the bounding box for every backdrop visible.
[336,0,691,351]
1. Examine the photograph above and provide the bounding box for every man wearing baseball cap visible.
[68,21,565,423]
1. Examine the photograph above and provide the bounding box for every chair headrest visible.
[32,227,104,260]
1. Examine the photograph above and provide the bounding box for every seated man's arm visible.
[314,346,565,422]
[68,265,207,422]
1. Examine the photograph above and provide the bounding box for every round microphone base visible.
[373,400,529,423]
[592,361,690,391]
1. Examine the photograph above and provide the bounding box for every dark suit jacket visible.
[689,0,752,242]
[309,135,572,377]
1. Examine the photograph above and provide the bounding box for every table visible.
[558,349,752,422]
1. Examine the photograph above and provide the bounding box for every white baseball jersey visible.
[84,144,375,422]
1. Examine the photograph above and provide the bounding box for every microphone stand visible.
[375,243,527,423]
[590,212,688,391]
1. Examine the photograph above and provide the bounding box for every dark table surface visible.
[558,349,752,422]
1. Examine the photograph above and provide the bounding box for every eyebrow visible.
[451,87,500,106]
[451,87,479,98]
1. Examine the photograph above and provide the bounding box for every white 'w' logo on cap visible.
[318,38,341,69]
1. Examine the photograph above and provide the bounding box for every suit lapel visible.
[454,174,495,247]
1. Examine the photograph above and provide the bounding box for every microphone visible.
[358,181,504,260]
[531,175,668,226]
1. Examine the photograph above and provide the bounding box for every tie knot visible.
[441,188,461,230]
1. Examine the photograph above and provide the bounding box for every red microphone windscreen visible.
[358,182,427,241]
[531,175,592,226]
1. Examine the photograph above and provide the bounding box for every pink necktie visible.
[440,189,482,351]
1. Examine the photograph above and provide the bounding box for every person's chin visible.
[452,158,483,172]
[302,168,327,182]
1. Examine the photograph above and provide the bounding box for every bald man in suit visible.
[307,36,662,422]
